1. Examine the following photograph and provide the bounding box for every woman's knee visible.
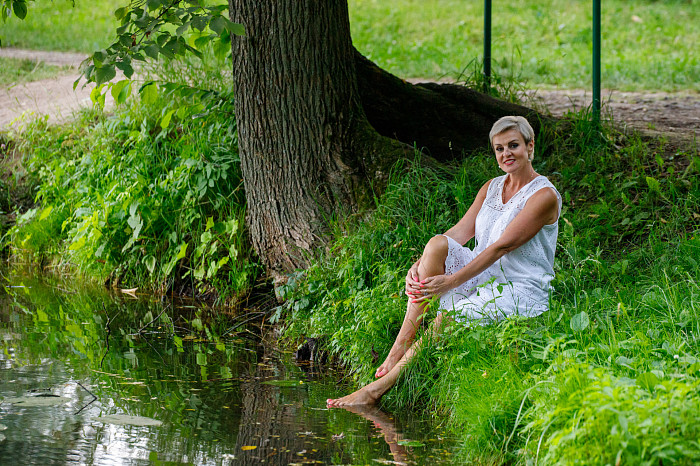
[423,235,448,258]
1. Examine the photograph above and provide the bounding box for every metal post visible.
[592,0,601,121]
[483,0,492,93]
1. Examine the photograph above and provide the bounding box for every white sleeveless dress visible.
[439,174,561,322]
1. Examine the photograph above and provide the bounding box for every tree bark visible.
[229,0,405,274]
[229,0,547,275]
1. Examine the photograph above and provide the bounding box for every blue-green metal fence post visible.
[483,0,492,93]
[592,0,601,121]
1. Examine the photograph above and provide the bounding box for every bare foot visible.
[327,386,379,407]
[375,349,406,378]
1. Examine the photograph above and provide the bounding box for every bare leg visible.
[328,313,448,407]
[375,235,448,378]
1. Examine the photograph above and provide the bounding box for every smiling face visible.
[492,128,534,174]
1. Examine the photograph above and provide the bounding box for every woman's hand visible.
[404,260,421,296]
[409,274,455,304]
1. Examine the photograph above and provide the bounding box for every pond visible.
[0,272,461,465]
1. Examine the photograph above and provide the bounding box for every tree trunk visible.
[229,0,546,275]
[229,0,405,274]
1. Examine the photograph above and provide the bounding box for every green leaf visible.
[127,214,143,240]
[95,65,117,85]
[12,1,27,20]
[140,82,158,105]
[196,352,207,366]
[69,236,87,251]
[144,255,156,274]
[209,16,226,35]
[160,109,175,128]
[115,61,134,78]
[636,371,660,391]
[646,176,661,193]
[205,216,215,231]
[228,22,245,36]
[191,15,209,31]
[111,80,130,104]
[173,334,184,352]
[38,206,53,221]
[191,318,203,331]
[176,242,188,261]
[114,7,127,20]
[570,311,590,332]
[146,0,163,11]
[144,44,160,60]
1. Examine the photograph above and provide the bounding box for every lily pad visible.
[97,414,163,427]
[2,395,70,407]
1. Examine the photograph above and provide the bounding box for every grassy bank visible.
[1,54,257,300]
[1,0,698,90]
[279,119,700,463]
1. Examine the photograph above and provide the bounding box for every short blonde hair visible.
[489,116,535,161]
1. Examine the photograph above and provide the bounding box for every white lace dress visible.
[439,174,561,322]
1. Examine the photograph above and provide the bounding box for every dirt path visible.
[0,48,114,129]
[1,48,698,153]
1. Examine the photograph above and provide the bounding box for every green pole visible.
[483,0,492,93]
[592,0,601,121]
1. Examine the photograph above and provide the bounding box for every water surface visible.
[0,273,459,464]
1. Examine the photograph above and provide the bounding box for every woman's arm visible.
[442,180,491,245]
[413,187,559,302]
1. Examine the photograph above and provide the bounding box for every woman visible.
[327,116,561,407]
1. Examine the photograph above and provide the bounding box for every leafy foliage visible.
[79,0,244,86]
[5,79,256,300]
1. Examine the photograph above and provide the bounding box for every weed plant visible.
[280,114,700,463]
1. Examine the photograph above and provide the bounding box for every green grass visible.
[0,57,72,85]
[279,115,700,463]
[0,0,119,53]
[0,0,698,91]
[348,0,700,91]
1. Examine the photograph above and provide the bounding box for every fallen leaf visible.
[241,445,257,451]
[121,288,138,297]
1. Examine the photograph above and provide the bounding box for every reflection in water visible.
[341,406,409,465]
[0,273,458,464]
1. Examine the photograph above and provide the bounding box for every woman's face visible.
[492,128,534,174]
